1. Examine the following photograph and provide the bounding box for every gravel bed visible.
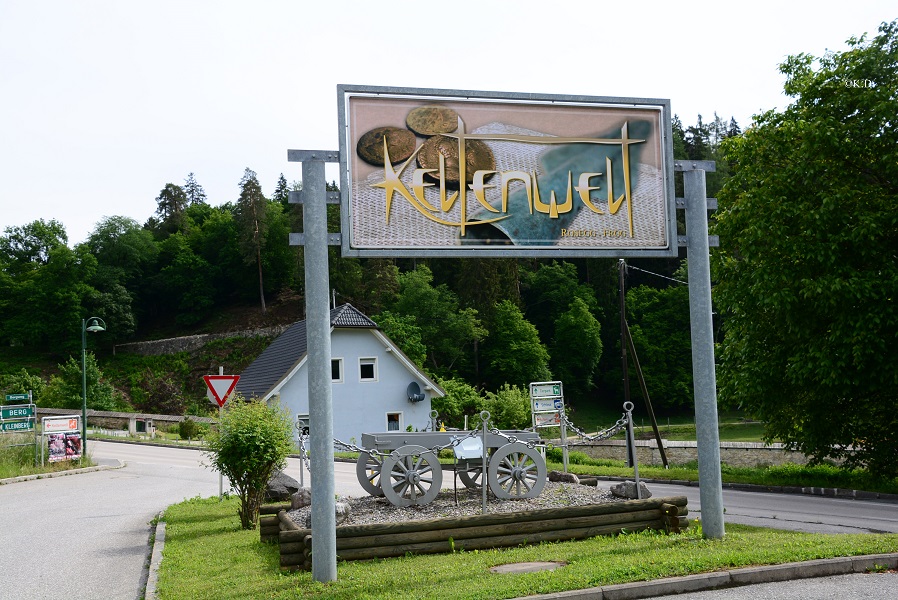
[286,481,617,528]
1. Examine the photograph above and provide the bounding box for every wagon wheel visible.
[355,451,384,496]
[487,442,547,500]
[456,461,484,489]
[381,445,442,507]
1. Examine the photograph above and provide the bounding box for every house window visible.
[359,357,377,381]
[331,358,343,383]
[387,412,402,431]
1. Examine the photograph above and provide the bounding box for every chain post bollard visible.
[429,410,439,432]
[624,401,642,499]
[480,410,490,514]
[296,418,309,488]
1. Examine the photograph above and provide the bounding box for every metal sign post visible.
[623,401,642,499]
[203,368,240,501]
[681,162,725,539]
[288,150,339,583]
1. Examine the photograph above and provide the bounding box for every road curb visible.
[0,459,123,485]
[512,553,898,599]
[588,475,898,503]
[145,517,166,600]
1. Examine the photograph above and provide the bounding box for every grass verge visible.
[544,450,898,495]
[157,496,898,600]
[0,432,94,479]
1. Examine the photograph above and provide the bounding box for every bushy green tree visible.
[150,183,189,237]
[714,20,898,478]
[391,265,486,376]
[372,310,427,367]
[551,297,603,403]
[42,353,124,411]
[626,278,692,410]
[480,384,531,430]
[432,377,483,429]
[204,398,293,529]
[0,369,47,402]
[482,299,550,388]
[235,168,269,313]
[521,260,599,341]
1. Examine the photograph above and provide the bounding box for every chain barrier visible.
[487,426,550,451]
[560,411,629,445]
[333,426,484,460]
[297,407,629,475]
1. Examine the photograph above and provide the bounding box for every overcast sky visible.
[1,1,893,245]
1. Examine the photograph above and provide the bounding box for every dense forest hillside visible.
[0,115,737,421]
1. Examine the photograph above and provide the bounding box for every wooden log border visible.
[265,496,689,572]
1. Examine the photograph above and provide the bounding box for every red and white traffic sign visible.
[203,375,240,408]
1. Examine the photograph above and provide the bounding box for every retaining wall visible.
[112,325,288,356]
[262,496,689,572]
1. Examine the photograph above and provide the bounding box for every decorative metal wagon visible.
[355,428,547,507]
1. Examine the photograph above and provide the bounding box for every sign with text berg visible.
[338,85,676,258]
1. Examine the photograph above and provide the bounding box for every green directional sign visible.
[530,382,562,398]
[1,404,34,420]
[5,393,30,402]
[1,419,34,432]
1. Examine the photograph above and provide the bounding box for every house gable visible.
[235,304,442,443]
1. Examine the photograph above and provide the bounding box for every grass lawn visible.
[0,432,94,479]
[157,496,898,600]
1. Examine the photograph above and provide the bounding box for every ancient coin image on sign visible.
[406,105,459,136]
[417,135,495,187]
[356,126,417,166]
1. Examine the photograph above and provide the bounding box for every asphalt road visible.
[1,441,895,600]
[647,571,898,600]
[0,441,364,600]
[644,481,898,534]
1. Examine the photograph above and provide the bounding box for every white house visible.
[234,304,444,445]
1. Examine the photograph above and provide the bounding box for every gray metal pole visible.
[684,168,725,539]
[302,158,337,581]
[81,319,87,458]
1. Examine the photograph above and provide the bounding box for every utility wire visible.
[626,265,687,285]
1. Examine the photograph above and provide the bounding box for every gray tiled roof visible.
[234,304,375,399]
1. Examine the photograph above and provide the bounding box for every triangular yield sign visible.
[203,375,240,408]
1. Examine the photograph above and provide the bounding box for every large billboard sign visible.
[338,85,676,258]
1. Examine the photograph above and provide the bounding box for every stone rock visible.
[335,501,351,525]
[548,470,580,484]
[291,487,312,510]
[304,501,352,528]
[265,469,300,501]
[610,480,652,499]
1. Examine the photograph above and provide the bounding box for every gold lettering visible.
[500,171,533,213]
[371,122,643,237]
[575,172,604,213]
[533,171,574,219]
[470,170,499,213]
[411,169,438,212]
[606,156,625,215]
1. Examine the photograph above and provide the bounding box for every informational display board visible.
[40,416,82,464]
[529,381,564,430]
[529,380,568,471]
[338,85,676,258]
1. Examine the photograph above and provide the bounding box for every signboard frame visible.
[337,84,677,259]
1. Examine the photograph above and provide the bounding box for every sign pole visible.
[683,165,725,539]
[218,366,224,501]
[295,151,337,583]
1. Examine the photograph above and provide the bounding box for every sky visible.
[1,1,894,245]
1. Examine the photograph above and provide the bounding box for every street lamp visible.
[82,317,106,457]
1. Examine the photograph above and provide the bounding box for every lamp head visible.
[85,317,106,333]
